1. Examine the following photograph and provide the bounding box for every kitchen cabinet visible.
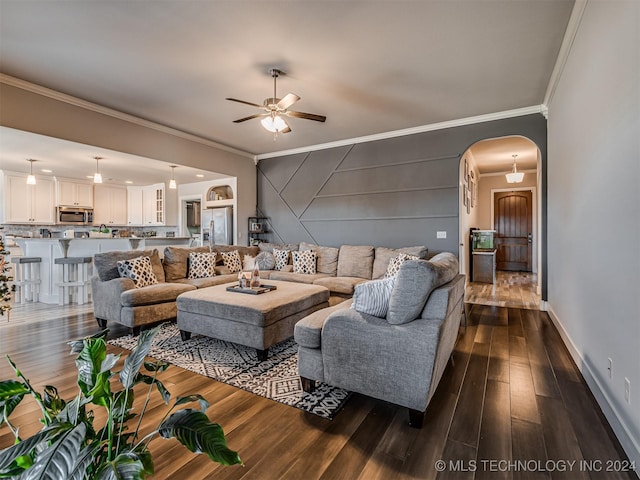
[3,173,55,224]
[93,185,127,226]
[143,183,165,226]
[56,179,93,207]
[126,184,165,226]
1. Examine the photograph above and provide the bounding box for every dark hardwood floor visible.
[0,303,636,479]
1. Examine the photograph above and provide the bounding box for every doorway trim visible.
[179,194,203,245]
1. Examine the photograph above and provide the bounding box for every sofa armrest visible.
[321,308,443,412]
[91,276,136,322]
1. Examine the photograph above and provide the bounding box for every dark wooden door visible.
[494,191,532,271]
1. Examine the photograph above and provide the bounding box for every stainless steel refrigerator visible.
[201,206,233,246]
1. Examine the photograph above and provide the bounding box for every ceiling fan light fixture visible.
[505,154,524,183]
[93,156,103,184]
[26,159,37,185]
[261,115,287,133]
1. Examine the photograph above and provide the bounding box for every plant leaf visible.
[158,409,242,466]
[119,325,161,389]
[1,394,25,425]
[94,453,146,480]
[174,395,209,413]
[143,361,169,373]
[0,423,73,474]
[75,338,111,407]
[0,380,28,401]
[67,443,101,480]
[67,330,108,354]
[134,374,170,405]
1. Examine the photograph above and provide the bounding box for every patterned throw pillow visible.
[117,255,158,288]
[351,276,397,318]
[188,252,217,279]
[273,249,290,271]
[254,251,276,270]
[292,250,317,274]
[385,253,420,278]
[221,250,242,273]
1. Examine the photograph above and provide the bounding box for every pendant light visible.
[169,165,177,189]
[93,156,103,184]
[26,159,37,185]
[505,154,524,183]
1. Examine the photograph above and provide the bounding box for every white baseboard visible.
[546,304,640,475]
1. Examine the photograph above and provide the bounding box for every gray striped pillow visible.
[351,276,397,318]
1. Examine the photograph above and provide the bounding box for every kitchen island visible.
[14,237,193,304]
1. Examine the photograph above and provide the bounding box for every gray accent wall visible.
[258,113,547,260]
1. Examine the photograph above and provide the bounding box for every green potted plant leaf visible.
[0,325,242,478]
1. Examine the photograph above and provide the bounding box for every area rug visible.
[108,324,351,420]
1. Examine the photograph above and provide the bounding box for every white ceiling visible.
[0,0,574,177]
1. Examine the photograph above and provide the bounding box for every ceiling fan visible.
[226,69,326,135]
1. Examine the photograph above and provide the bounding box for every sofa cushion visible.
[387,253,459,325]
[293,250,317,274]
[94,249,164,282]
[385,253,419,278]
[372,246,429,279]
[299,242,339,275]
[243,254,256,270]
[352,276,397,318]
[188,251,217,279]
[313,276,367,295]
[211,245,259,265]
[174,274,237,289]
[120,282,196,307]
[268,271,331,284]
[117,255,158,288]
[258,242,299,253]
[220,250,242,273]
[336,245,374,279]
[294,299,353,349]
[163,246,210,281]
[254,251,276,270]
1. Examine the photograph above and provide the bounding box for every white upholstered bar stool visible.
[11,257,42,303]
[54,256,92,305]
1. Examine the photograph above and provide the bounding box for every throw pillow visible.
[292,250,317,274]
[117,255,158,288]
[187,252,217,279]
[351,276,397,318]
[220,250,242,273]
[254,251,276,270]
[385,253,420,278]
[243,254,256,271]
[273,249,290,271]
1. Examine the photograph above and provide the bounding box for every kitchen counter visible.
[14,236,193,304]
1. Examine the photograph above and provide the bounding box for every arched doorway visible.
[459,135,542,309]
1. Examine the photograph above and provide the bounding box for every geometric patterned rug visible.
[108,324,351,420]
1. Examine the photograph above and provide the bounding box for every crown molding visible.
[543,0,589,108]
[256,105,546,160]
[0,73,254,160]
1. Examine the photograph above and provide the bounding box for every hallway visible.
[465,271,541,310]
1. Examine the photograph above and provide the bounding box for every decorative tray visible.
[226,284,277,295]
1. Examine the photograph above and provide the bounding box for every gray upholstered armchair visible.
[294,252,465,427]
[91,249,196,334]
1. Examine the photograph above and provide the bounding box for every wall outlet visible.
[608,357,613,378]
[625,378,631,404]
[437,231,447,239]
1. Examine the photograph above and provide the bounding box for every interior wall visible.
[547,0,639,466]
[0,81,256,246]
[258,114,547,261]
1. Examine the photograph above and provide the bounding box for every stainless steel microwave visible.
[57,206,93,224]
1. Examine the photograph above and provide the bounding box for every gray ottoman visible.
[177,279,330,360]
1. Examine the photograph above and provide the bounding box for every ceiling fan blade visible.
[233,113,266,123]
[277,93,300,110]
[226,97,263,108]
[286,110,327,122]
